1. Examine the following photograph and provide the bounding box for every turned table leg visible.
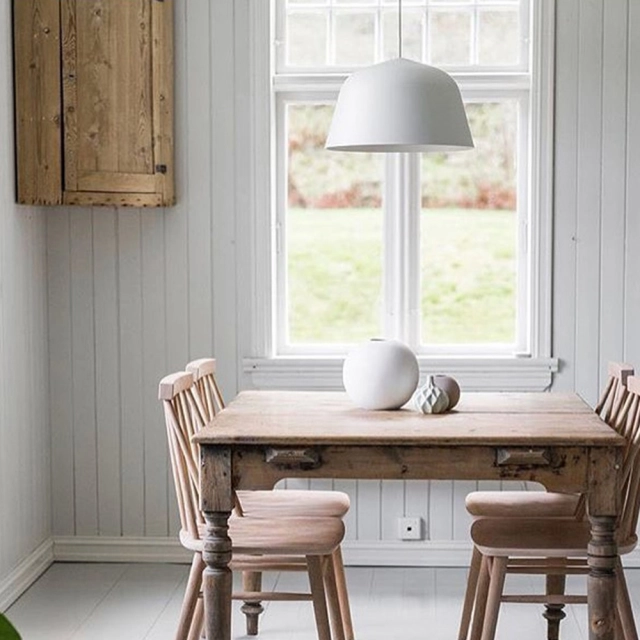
[587,516,618,640]
[203,510,233,640]
[200,446,234,640]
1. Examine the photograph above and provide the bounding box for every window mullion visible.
[406,154,421,349]
[383,153,420,345]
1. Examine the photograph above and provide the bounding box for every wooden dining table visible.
[193,390,625,640]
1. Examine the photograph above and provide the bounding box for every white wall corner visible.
[0,539,54,612]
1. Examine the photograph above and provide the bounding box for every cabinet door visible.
[61,0,174,206]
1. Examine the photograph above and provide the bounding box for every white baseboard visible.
[51,535,640,568]
[53,536,192,563]
[0,539,54,612]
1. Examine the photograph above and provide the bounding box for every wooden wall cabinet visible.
[13,0,175,207]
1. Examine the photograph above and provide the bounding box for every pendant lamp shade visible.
[326,58,474,153]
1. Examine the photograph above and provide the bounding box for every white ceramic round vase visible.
[343,339,419,410]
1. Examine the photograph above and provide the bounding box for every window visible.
[242,0,556,388]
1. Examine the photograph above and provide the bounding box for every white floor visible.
[5,563,638,640]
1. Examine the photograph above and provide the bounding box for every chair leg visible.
[241,571,265,636]
[616,560,639,640]
[332,547,355,640]
[480,556,507,640]
[470,555,492,640]
[616,608,625,640]
[176,553,205,640]
[459,546,483,640]
[187,598,204,640]
[307,555,333,640]
[542,562,567,640]
[323,555,346,640]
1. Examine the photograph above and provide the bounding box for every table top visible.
[194,391,625,448]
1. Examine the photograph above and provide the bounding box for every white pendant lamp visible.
[326,0,474,153]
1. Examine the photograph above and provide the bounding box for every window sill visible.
[243,356,559,392]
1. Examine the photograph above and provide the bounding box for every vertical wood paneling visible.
[381,481,404,541]
[48,212,75,536]
[70,210,98,535]
[93,210,121,536]
[186,0,213,360]
[141,212,168,536]
[625,0,640,367]
[599,0,629,382]
[573,0,604,407]
[212,0,238,400]
[428,481,453,540]
[551,0,580,392]
[357,481,381,540]
[118,212,145,536]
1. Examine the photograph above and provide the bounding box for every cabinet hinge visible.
[155,164,168,174]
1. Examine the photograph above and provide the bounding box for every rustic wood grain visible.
[151,0,176,204]
[57,0,174,205]
[194,392,623,447]
[62,191,162,207]
[13,0,62,204]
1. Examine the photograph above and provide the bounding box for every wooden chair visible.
[458,362,634,640]
[464,373,640,640]
[160,371,349,640]
[185,358,354,638]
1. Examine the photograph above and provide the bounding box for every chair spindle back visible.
[159,371,209,540]
[186,358,225,423]
[596,362,634,425]
[616,375,640,544]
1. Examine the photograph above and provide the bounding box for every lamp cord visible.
[398,0,403,58]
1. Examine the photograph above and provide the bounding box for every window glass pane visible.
[478,9,520,66]
[334,12,376,66]
[383,11,424,62]
[286,13,327,67]
[420,101,518,345]
[286,104,383,345]
[428,10,472,66]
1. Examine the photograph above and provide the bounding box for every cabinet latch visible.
[155,164,168,174]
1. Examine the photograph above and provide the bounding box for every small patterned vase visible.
[413,376,450,414]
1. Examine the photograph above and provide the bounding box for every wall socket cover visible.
[398,517,423,540]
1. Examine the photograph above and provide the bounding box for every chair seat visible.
[180,515,345,556]
[465,491,580,519]
[471,517,638,557]
[237,490,350,518]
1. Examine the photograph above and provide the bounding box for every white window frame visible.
[237,0,558,391]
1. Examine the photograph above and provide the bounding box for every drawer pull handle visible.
[496,448,551,466]
[266,448,321,470]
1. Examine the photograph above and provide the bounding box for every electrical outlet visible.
[398,517,423,540]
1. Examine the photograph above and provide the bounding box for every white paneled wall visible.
[0,0,51,593]
[48,0,217,540]
[45,0,640,551]
[553,0,640,403]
